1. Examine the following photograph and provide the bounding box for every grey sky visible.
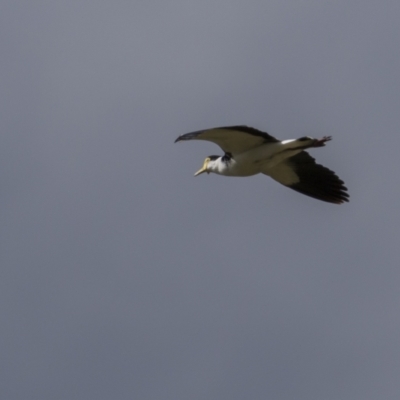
[1,1,400,399]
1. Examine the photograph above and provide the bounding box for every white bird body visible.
[205,140,303,177]
[175,126,349,204]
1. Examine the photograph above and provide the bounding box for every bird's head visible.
[194,156,220,176]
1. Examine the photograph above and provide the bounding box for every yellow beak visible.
[194,159,209,176]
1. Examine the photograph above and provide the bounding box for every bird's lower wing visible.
[175,126,278,155]
[262,151,349,204]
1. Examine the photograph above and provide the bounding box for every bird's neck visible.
[208,155,234,175]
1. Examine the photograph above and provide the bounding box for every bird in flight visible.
[175,125,349,204]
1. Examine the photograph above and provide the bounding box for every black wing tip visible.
[287,152,350,204]
[289,186,350,204]
[330,192,350,204]
[174,130,204,143]
[175,127,247,142]
[288,165,350,204]
[289,182,350,204]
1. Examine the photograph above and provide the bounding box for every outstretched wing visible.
[263,151,349,204]
[175,125,278,155]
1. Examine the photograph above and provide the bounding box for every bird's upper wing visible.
[175,126,278,155]
[262,151,349,204]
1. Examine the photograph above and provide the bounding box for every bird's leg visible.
[311,136,332,147]
[285,136,332,152]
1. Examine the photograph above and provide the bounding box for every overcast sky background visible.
[1,1,400,399]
